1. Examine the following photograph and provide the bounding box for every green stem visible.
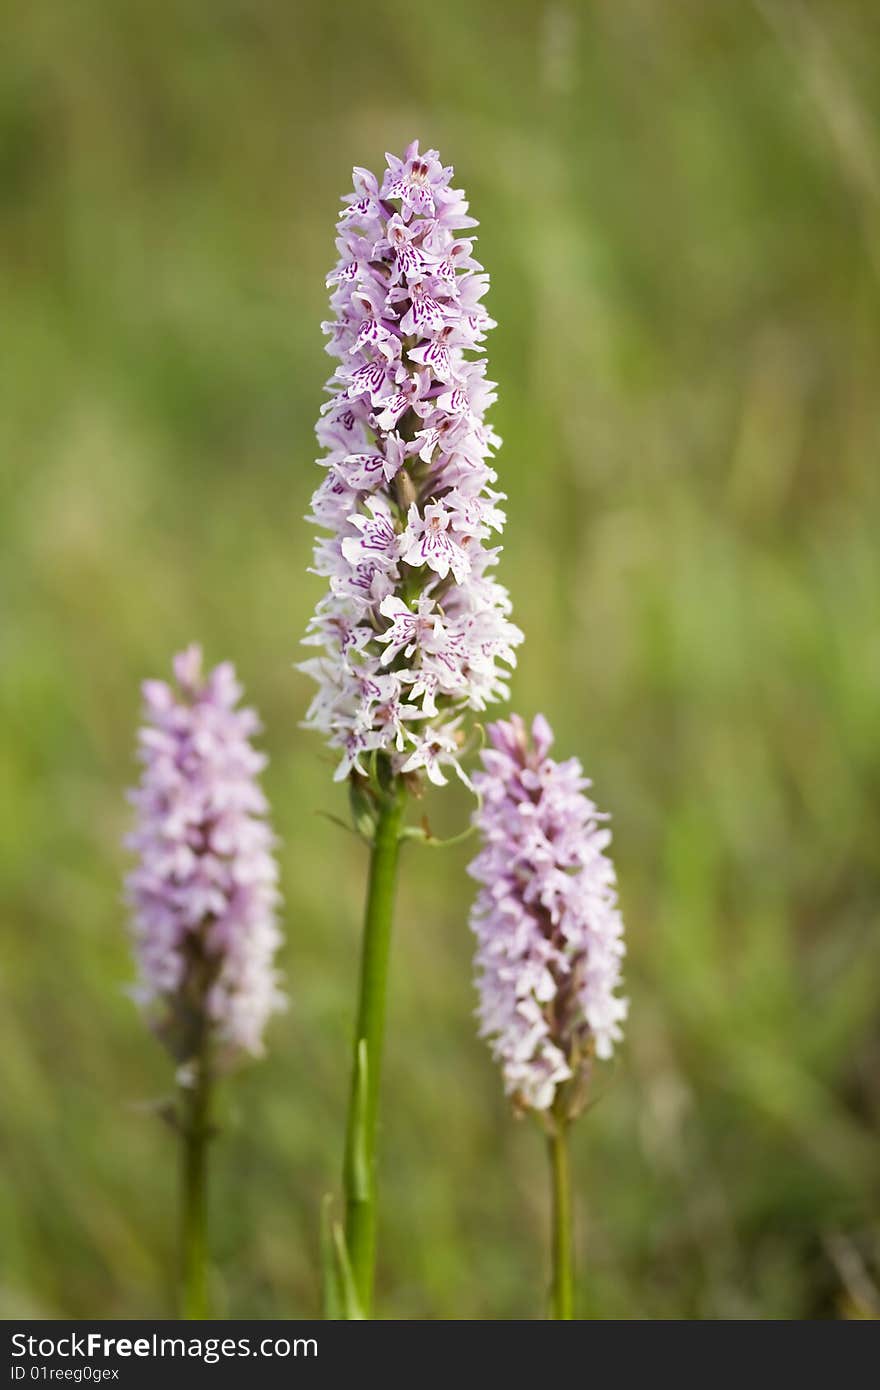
[342,778,406,1317]
[179,1051,212,1320]
[548,1122,574,1319]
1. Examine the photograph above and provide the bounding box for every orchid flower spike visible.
[125,646,285,1070]
[301,139,523,792]
[469,714,627,1119]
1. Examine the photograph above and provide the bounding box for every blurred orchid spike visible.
[125,645,285,1068]
[469,713,627,1118]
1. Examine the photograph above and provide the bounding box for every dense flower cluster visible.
[125,646,285,1064]
[468,715,627,1114]
[301,140,522,787]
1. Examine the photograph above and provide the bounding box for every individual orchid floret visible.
[301,139,523,790]
[125,645,285,1066]
[468,714,627,1116]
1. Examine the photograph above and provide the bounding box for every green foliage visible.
[1,0,879,1319]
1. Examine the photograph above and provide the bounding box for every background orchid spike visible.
[125,645,285,1068]
[469,714,627,1118]
[301,139,523,792]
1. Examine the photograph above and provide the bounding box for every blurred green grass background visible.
[2,0,879,1319]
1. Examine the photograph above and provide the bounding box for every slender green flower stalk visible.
[548,1120,574,1320]
[342,777,406,1314]
[178,1034,212,1320]
[302,141,522,1317]
[468,714,627,1319]
[124,647,285,1318]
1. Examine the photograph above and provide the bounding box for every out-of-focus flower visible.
[468,714,627,1114]
[125,646,284,1066]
